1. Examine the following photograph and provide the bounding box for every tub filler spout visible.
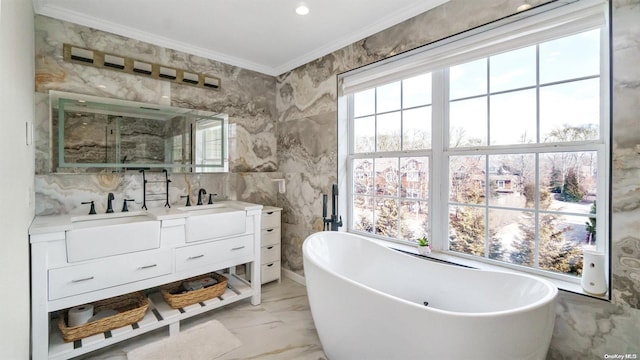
[322,184,343,231]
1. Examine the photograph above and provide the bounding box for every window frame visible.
[342,1,610,286]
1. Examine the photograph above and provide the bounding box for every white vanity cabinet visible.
[29,202,262,360]
[260,206,282,284]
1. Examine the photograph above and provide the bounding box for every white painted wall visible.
[0,0,35,358]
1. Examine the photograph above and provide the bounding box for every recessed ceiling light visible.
[517,3,532,11]
[97,84,107,89]
[296,3,309,15]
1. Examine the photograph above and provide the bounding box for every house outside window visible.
[341,1,609,282]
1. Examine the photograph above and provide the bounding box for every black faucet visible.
[106,193,115,213]
[208,193,218,204]
[322,184,343,231]
[181,195,191,207]
[197,188,207,205]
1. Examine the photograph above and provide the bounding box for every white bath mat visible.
[126,320,241,360]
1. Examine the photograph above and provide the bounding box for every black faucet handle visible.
[122,199,135,212]
[81,201,96,215]
[181,195,191,207]
[208,193,218,204]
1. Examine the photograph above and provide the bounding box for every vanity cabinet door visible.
[48,249,172,300]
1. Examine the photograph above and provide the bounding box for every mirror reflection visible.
[50,91,228,173]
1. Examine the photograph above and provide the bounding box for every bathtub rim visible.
[302,231,559,318]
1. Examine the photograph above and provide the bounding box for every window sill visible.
[368,237,610,302]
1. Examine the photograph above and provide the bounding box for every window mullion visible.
[395,158,401,238]
[374,88,378,152]
[400,80,404,152]
[372,88,378,234]
[431,69,447,251]
[485,56,491,257]
[484,155,490,258]
[534,153,541,269]
[597,23,610,257]
[534,43,541,268]
[346,95,355,233]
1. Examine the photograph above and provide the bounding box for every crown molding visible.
[35,0,449,77]
[273,0,449,75]
[35,3,277,76]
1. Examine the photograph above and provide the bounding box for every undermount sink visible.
[179,205,247,242]
[66,212,161,262]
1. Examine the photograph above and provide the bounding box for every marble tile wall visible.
[35,171,283,216]
[275,0,640,357]
[610,0,640,310]
[34,15,281,214]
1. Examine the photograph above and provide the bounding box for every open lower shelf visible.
[48,274,253,360]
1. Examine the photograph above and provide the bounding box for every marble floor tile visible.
[75,278,326,360]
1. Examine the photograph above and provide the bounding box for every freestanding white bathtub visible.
[302,232,558,360]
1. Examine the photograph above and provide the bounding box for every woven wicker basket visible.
[58,291,149,342]
[160,273,227,309]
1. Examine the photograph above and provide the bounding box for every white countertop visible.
[29,200,263,236]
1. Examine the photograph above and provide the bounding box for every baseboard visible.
[282,268,306,286]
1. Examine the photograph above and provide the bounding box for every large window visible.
[343,2,608,281]
[351,74,432,240]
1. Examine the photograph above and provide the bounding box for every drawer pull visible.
[138,264,157,270]
[188,254,205,260]
[231,246,245,251]
[266,229,274,232]
[267,246,274,250]
[267,263,274,267]
[266,211,274,215]
[71,276,94,283]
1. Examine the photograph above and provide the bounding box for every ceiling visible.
[33,0,449,76]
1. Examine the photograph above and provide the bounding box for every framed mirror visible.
[49,91,228,173]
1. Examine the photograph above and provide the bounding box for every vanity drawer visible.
[261,261,281,284]
[49,249,172,300]
[175,235,253,273]
[261,244,280,264]
[261,210,280,229]
[261,227,281,247]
